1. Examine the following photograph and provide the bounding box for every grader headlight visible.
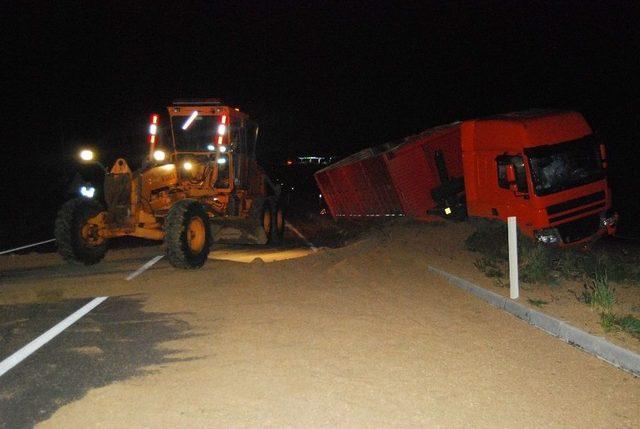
[79,185,96,198]
[153,149,167,162]
[79,149,94,162]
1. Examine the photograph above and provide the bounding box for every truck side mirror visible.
[506,164,522,195]
[506,164,517,184]
[599,144,608,169]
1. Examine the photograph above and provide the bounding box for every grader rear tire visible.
[271,204,285,245]
[165,199,212,269]
[55,198,108,265]
[260,200,285,245]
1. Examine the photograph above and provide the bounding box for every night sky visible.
[3,1,640,246]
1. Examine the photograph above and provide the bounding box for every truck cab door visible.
[494,154,529,218]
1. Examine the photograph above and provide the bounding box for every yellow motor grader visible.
[55,99,284,268]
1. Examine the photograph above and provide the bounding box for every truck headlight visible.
[535,228,561,244]
[600,211,617,227]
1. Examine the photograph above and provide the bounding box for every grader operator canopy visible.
[166,99,257,156]
[171,114,224,152]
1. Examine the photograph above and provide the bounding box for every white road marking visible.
[285,221,318,253]
[0,238,56,256]
[126,254,164,280]
[0,296,108,378]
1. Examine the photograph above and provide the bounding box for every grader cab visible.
[55,99,284,269]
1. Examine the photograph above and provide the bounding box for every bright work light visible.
[182,111,199,130]
[183,161,193,171]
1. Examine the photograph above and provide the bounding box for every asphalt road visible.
[0,233,314,429]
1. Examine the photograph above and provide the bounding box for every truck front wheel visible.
[55,198,108,265]
[165,199,212,269]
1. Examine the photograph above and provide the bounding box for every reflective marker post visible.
[508,216,519,300]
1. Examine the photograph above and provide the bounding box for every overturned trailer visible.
[315,110,617,245]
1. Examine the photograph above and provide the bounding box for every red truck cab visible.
[462,110,616,244]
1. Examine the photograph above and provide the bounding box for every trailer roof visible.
[477,109,570,122]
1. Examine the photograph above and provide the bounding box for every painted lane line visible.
[0,296,108,378]
[285,221,318,253]
[0,238,56,256]
[126,254,164,280]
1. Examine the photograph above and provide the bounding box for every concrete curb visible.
[428,265,640,377]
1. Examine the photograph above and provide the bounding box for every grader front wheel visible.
[55,198,108,265]
[165,199,212,269]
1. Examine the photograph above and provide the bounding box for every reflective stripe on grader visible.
[0,297,108,377]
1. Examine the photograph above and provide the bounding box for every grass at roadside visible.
[467,219,640,336]
[466,218,640,286]
[527,298,549,307]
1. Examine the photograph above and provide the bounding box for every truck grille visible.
[556,214,601,244]
[548,202,605,223]
[546,191,605,215]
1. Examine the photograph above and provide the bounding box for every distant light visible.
[181,111,199,130]
[217,124,226,135]
[80,186,95,198]
[286,160,293,166]
[207,144,215,151]
[219,145,227,153]
[444,207,452,215]
[183,161,193,171]
[79,149,94,161]
[153,150,166,161]
[149,124,158,135]
[217,157,227,165]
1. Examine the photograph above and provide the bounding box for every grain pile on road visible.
[1,220,639,428]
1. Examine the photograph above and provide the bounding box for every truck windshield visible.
[171,114,218,152]
[525,135,604,196]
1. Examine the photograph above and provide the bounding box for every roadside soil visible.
[388,220,640,354]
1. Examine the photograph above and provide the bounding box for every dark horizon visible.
[3,1,640,246]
